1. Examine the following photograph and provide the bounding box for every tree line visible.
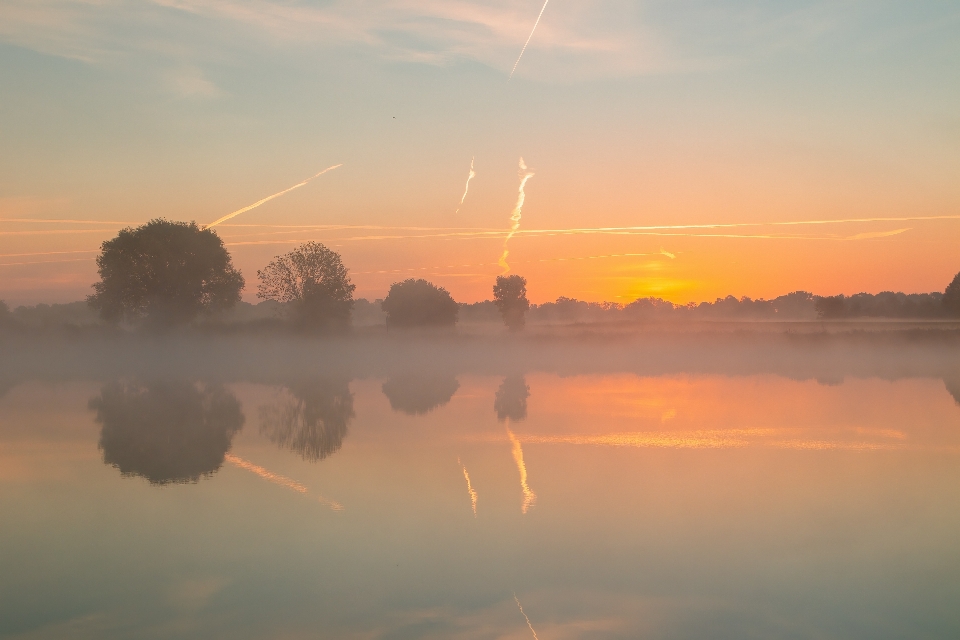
[81,219,530,331]
[2,218,959,331]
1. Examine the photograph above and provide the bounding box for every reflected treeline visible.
[495,375,530,422]
[90,380,244,485]
[381,374,460,415]
[259,378,354,461]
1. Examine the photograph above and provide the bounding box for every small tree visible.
[88,219,244,326]
[257,242,356,331]
[493,274,530,330]
[381,279,458,328]
[944,271,960,317]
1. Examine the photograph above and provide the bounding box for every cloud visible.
[164,64,221,98]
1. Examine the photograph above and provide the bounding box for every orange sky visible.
[1,1,958,305]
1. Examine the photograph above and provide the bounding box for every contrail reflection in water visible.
[458,457,478,517]
[225,454,343,510]
[506,427,536,513]
[514,593,541,640]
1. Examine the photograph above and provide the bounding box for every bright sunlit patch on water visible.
[506,427,537,513]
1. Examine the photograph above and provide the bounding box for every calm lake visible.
[2,336,960,639]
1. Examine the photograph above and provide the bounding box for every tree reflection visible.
[381,374,459,415]
[90,380,244,485]
[259,378,354,461]
[945,376,960,406]
[495,375,530,422]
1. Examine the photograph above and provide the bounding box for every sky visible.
[1,0,959,305]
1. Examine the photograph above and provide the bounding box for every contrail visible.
[204,164,342,229]
[848,228,910,240]
[458,457,478,517]
[506,427,537,514]
[514,594,541,640]
[499,158,535,273]
[509,0,551,80]
[225,454,343,511]
[455,157,476,214]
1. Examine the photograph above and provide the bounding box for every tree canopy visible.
[945,271,960,316]
[88,219,244,326]
[381,278,459,327]
[257,242,356,330]
[493,274,530,330]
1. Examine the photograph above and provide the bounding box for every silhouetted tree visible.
[381,279,458,328]
[259,378,354,461]
[382,374,460,415]
[90,380,244,485]
[495,375,530,422]
[945,271,960,317]
[257,242,356,331]
[493,274,530,330]
[88,219,244,326]
[815,295,846,319]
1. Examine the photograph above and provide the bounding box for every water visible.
[2,336,960,638]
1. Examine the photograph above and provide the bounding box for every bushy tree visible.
[945,271,960,317]
[257,242,356,331]
[381,279,459,328]
[88,219,244,326]
[493,274,530,330]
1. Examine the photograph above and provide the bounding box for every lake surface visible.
[2,350,960,638]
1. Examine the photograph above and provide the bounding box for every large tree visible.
[945,271,960,316]
[493,274,530,330]
[381,279,459,328]
[88,219,244,326]
[257,242,356,331]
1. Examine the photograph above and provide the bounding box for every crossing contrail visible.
[455,157,476,214]
[204,164,342,229]
[509,0,551,80]
[499,158,535,273]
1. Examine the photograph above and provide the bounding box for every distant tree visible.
[259,378,354,462]
[381,279,459,328]
[495,375,530,422]
[815,295,846,319]
[493,274,530,330]
[90,380,245,485]
[945,271,960,317]
[257,242,356,331]
[88,219,244,326]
